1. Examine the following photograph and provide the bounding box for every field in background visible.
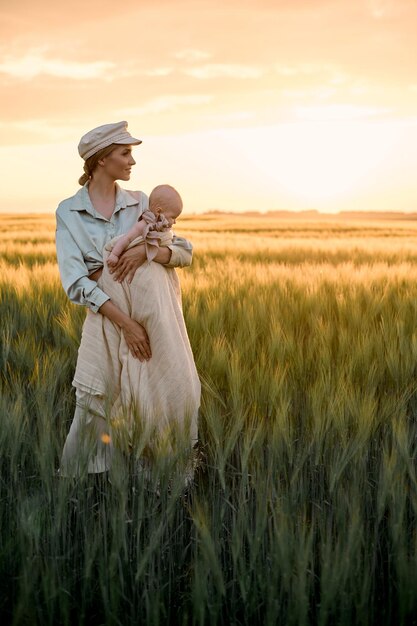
[1,212,417,625]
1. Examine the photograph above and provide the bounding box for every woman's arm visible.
[56,211,151,360]
[56,212,109,312]
[110,245,172,283]
[110,235,193,283]
[98,300,151,361]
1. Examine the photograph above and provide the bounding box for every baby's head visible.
[149,184,183,227]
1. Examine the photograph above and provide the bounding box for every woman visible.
[56,121,200,476]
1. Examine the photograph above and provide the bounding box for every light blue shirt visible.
[55,183,193,313]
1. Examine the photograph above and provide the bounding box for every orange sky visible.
[1,0,417,213]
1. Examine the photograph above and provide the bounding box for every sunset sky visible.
[1,0,417,214]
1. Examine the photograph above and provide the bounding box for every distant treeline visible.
[201,209,417,220]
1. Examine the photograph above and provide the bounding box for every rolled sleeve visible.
[81,284,110,313]
[165,236,193,268]
[56,216,110,313]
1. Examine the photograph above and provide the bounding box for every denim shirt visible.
[55,183,193,312]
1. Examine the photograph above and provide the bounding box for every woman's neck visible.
[88,176,117,220]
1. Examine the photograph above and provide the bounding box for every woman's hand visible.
[111,245,147,283]
[122,318,152,361]
[98,300,151,361]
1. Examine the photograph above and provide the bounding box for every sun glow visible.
[229,115,411,208]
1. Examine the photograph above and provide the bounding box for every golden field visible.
[1,211,417,625]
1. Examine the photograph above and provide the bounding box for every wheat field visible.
[1,212,417,625]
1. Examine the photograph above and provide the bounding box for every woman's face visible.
[101,145,136,181]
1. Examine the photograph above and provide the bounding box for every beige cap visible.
[78,121,142,160]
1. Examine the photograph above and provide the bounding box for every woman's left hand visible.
[111,245,147,283]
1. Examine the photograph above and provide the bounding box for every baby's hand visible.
[107,252,119,267]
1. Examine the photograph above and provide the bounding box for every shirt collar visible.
[69,182,139,217]
[115,185,139,212]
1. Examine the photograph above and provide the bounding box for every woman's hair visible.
[78,143,118,185]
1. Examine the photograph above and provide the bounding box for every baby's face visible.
[159,203,182,227]
[151,201,182,226]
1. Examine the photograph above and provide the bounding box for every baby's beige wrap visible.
[72,232,200,455]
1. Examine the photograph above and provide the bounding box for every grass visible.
[1,212,417,625]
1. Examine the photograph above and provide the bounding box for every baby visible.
[107,184,183,267]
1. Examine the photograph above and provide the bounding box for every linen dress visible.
[71,233,200,460]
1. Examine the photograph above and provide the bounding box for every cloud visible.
[0,51,115,80]
[174,49,212,62]
[0,118,77,144]
[275,63,348,82]
[276,64,322,77]
[295,104,392,121]
[145,67,174,77]
[118,94,214,116]
[183,64,266,79]
[367,0,390,18]
[203,111,255,124]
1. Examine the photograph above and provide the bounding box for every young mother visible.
[56,121,199,475]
